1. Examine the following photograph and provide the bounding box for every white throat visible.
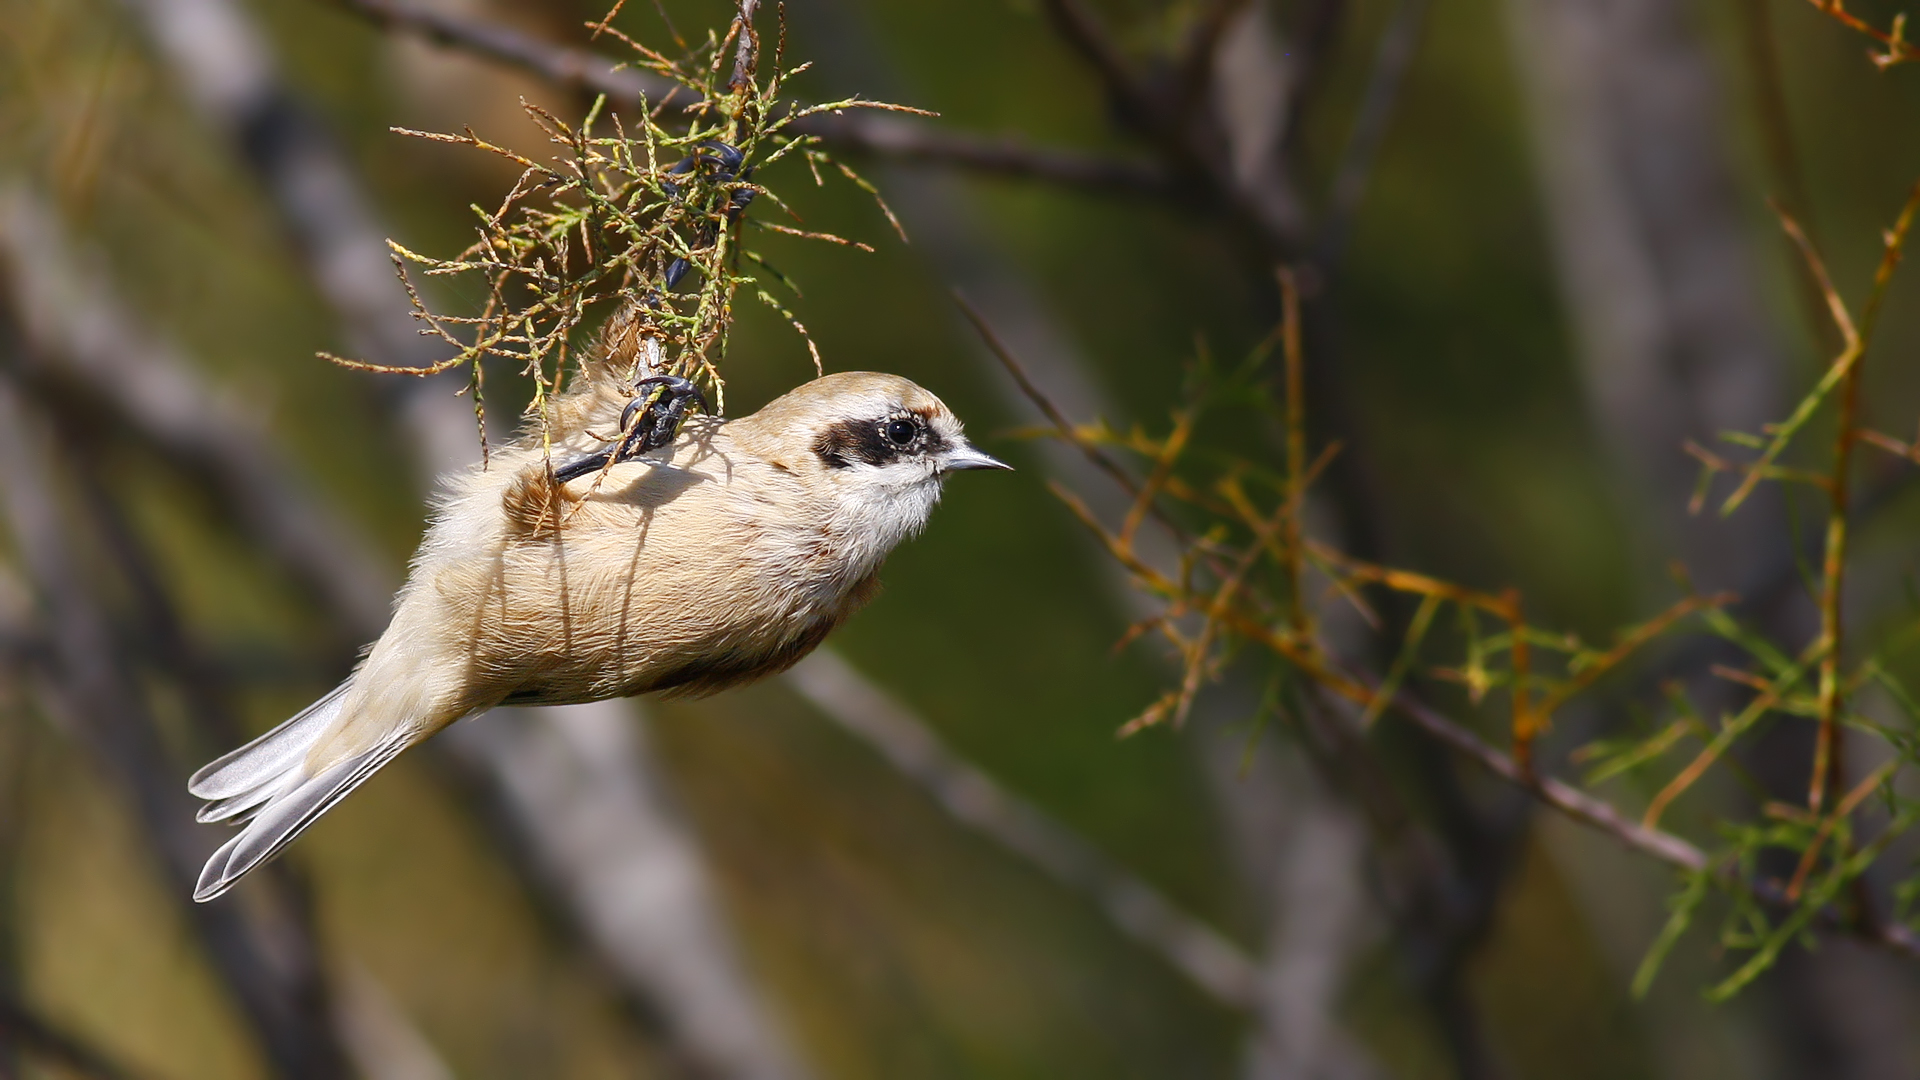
[829,471,944,580]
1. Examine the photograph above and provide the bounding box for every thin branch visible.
[333,0,658,98]
[1369,672,1920,959]
[793,114,1175,195]
[325,0,1174,196]
[1040,0,1166,131]
[786,650,1262,1010]
[1810,300,1862,814]
[728,0,760,91]
[1040,0,1311,252]
[955,291,1203,553]
[1378,683,1707,871]
[1803,0,1918,68]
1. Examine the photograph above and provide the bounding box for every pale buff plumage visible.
[187,367,1006,901]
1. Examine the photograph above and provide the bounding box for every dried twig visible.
[1803,0,1918,68]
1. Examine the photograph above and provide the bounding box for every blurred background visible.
[2,0,1920,1077]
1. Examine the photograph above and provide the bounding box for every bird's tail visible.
[187,680,410,902]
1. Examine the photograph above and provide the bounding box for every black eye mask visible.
[812,411,949,469]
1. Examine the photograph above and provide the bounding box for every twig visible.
[728,0,760,91]
[1532,592,1739,719]
[794,115,1174,195]
[1279,269,1310,638]
[324,0,1174,197]
[333,0,658,97]
[1795,183,1919,810]
[1718,205,1864,514]
[1371,676,1920,959]
[1379,684,1708,871]
[957,296,1148,495]
[1803,0,1918,68]
[1039,0,1168,135]
[1038,0,1307,249]
[1810,308,1860,814]
[1732,0,1839,353]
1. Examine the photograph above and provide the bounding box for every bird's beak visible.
[942,442,1013,472]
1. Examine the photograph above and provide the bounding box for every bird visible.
[186,352,1009,902]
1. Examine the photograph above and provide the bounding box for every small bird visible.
[187,352,1008,901]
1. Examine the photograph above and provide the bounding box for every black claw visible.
[556,375,710,484]
[552,451,614,485]
[660,140,746,197]
[622,375,710,456]
[696,139,745,178]
[657,141,754,292]
[725,178,757,221]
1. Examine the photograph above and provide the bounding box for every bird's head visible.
[735,372,1010,554]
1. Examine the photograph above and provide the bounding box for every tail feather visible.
[195,780,290,825]
[189,679,419,902]
[192,733,411,902]
[188,682,351,800]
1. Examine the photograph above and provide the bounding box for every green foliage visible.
[1632,869,1709,999]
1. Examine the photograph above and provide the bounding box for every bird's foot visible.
[659,141,757,290]
[554,375,711,484]
[618,375,711,456]
[659,140,747,197]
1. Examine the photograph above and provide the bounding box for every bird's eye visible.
[883,418,918,446]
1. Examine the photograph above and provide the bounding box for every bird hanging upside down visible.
[187,348,1009,902]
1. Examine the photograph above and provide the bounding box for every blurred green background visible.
[4,0,1920,1077]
